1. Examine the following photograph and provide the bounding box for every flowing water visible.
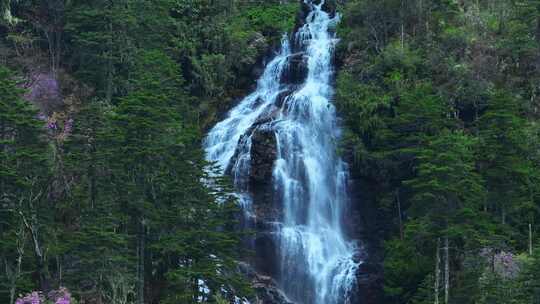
[204,1,359,303]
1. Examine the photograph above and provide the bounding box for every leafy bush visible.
[227,2,298,44]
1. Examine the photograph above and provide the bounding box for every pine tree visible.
[0,67,51,301]
[477,90,537,245]
[516,248,540,303]
[65,0,137,100]
[101,50,248,303]
[60,100,135,303]
[401,130,486,303]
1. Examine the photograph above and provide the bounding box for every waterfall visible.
[204,1,360,303]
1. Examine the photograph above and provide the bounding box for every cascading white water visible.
[204,1,359,303]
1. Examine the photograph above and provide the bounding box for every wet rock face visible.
[320,0,337,16]
[250,125,278,184]
[349,261,384,304]
[227,109,281,224]
[228,117,285,300]
[239,262,294,304]
[253,231,279,276]
[253,284,294,304]
[345,176,386,304]
[295,0,337,31]
[282,52,309,85]
[227,117,280,273]
[249,122,283,224]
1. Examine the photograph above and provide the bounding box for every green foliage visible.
[336,71,391,142]
[2,0,540,303]
[516,248,540,303]
[384,237,433,301]
[405,131,485,233]
[338,0,540,302]
[1,0,277,301]
[477,91,539,249]
[230,3,298,39]
[190,53,232,99]
[0,66,51,301]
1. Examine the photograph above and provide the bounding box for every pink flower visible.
[15,291,42,304]
[54,287,71,304]
[55,298,70,304]
[16,287,73,304]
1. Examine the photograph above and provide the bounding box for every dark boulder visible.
[253,231,279,277]
[227,107,280,223]
[281,52,309,85]
[294,1,312,32]
[249,124,278,185]
[321,0,337,17]
[248,120,282,223]
[343,172,385,304]
[294,0,337,32]
[349,261,384,304]
[239,262,294,304]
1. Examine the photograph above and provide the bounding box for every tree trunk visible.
[8,223,26,304]
[396,189,404,241]
[435,238,440,304]
[0,120,5,197]
[54,30,62,75]
[106,19,114,102]
[400,0,405,49]
[444,236,449,304]
[89,163,96,209]
[536,5,540,44]
[529,223,533,256]
[20,211,50,292]
[34,233,50,292]
[137,218,145,304]
[491,250,495,273]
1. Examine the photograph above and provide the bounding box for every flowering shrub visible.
[480,248,520,279]
[15,291,43,304]
[15,288,73,304]
[45,112,75,140]
[48,287,71,304]
[47,120,58,130]
[23,72,62,113]
[63,118,74,135]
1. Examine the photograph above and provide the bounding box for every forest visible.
[0,0,539,304]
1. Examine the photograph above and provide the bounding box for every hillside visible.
[1,1,540,304]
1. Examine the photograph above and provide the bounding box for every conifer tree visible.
[478,91,535,234]
[61,100,134,302]
[0,67,51,301]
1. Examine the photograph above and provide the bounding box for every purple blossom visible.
[15,291,43,304]
[17,287,73,304]
[48,287,71,304]
[47,121,58,130]
[24,73,61,103]
[63,118,74,136]
[22,72,63,114]
[54,287,71,304]
[480,248,520,279]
